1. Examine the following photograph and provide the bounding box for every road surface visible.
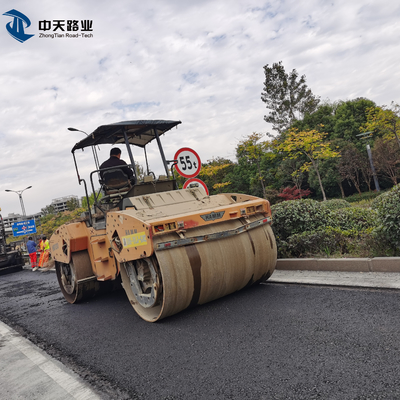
[0,269,399,399]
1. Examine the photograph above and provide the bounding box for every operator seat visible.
[101,168,133,195]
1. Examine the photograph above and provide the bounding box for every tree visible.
[338,144,364,194]
[275,158,307,191]
[37,208,86,237]
[293,101,337,133]
[236,133,270,197]
[199,158,233,194]
[274,127,340,201]
[372,138,400,185]
[332,98,376,146]
[66,198,80,211]
[261,61,320,134]
[309,157,345,199]
[41,205,55,216]
[359,153,374,192]
[81,192,101,208]
[363,102,400,149]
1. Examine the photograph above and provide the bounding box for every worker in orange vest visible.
[38,236,50,269]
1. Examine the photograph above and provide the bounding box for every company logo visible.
[200,211,225,222]
[3,9,34,43]
[38,19,93,39]
[3,9,94,42]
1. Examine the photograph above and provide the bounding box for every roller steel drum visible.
[119,215,277,322]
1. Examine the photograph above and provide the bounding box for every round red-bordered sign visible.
[174,147,201,178]
[183,178,209,195]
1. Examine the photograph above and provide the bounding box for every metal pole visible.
[356,132,380,192]
[5,186,32,217]
[123,130,138,179]
[366,144,380,192]
[19,193,26,216]
[68,128,100,176]
[144,147,150,175]
[154,129,170,177]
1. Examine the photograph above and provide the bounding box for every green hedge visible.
[277,227,395,258]
[372,184,400,250]
[271,199,333,242]
[278,227,361,258]
[345,191,384,203]
[333,208,378,231]
[270,196,397,258]
[320,199,351,211]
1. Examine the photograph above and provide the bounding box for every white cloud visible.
[0,0,399,216]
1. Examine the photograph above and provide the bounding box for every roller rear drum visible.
[56,251,121,303]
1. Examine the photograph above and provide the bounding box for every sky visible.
[1,0,399,217]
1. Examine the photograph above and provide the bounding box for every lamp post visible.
[68,127,100,170]
[356,132,380,192]
[5,186,32,217]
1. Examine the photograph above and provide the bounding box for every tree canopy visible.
[362,102,400,149]
[274,127,340,201]
[261,61,320,134]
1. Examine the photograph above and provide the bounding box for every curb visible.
[276,257,400,273]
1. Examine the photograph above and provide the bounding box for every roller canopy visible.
[71,120,182,153]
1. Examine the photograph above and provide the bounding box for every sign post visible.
[12,219,37,237]
[174,147,209,195]
[174,147,202,179]
[183,178,209,195]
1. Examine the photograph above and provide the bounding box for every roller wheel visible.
[56,251,96,303]
[120,256,163,321]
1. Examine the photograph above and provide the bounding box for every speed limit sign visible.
[183,178,209,195]
[174,147,201,178]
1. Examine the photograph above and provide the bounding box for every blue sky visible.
[1,0,399,215]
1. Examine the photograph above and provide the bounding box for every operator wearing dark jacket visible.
[99,147,135,184]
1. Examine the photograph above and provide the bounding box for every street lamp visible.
[5,186,32,217]
[356,131,380,192]
[68,127,100,170]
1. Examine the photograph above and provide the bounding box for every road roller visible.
[50,120,277,322]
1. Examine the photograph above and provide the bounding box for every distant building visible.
[3,212,42,229]
[50,195,80,213]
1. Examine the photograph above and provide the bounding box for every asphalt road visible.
[0,269,400,400]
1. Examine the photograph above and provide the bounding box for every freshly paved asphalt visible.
[1,262,400,399]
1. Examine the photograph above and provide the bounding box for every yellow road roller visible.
[50,120,277,322]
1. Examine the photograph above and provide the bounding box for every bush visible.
[345,191,383,203]
[278,227,396,258]
[277,186,311,201]
[271,199,334,242]
[272,195,399,258]
[320,199,351,211]
[371,184,400,250]
[278,227,358,258]
[333,207,378,231]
